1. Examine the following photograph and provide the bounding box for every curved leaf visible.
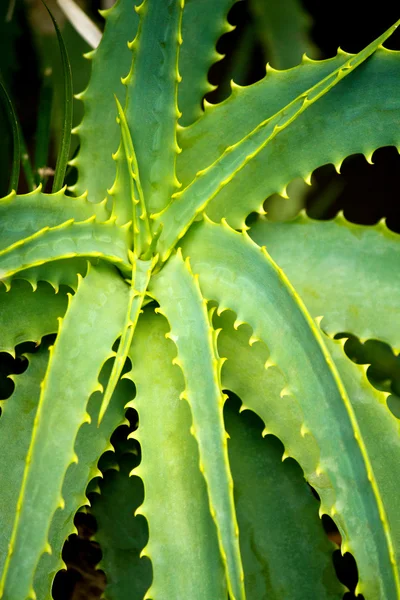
[71,0,140,201]
[0,264,129,599]
[0,218,131,281]
[149,252,245,600]
[0,186,109,252]
[177,45,400,228]
[124,0,183,214]
[224,396,343,600]
[0,280,68,353]
[249,213,400,348]
[180,218,399,598]
[123,308,225,599]
[178,0,236,126]
[34,363,133,599]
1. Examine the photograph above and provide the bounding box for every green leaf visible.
[0,347,49,577]
[155,24,400,258]
[33,362,133,599]
[178,0,236,126]
[40,0,73,192]
[0,280,68,353]
[35,68,53,186]
[0,187,109,252]
[325,334,400,597]
[91,453,151,600]
[0,263,129,599]
[124,0,183,214]
[0,78,20,193]
[113,97,151,254]
[249,213,400,348]
[98,256,155,423]
[180,218,399,598]
[149,251,245,600]
[177,45,400,229]
[224,396,343,600]
[71,0,140,202]
[12,257,92,292]
[123,308,225,599]
[0,218,131,281]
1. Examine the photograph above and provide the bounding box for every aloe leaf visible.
[0,78,20,193]
[40,1,73,192]
[0,187,109,252]
[0,263,129,599]
[324,334,400,596]
[249,213,400,348]
[149,252,245,600]
[116,307,226,599]
[98,256,155,424]
[0,347,50,577]
[113,97,151,253]
[124,0,183,214]
[224,397,343,600]
[33,362,133,599]
[178,0,236,126]
[71,0,140,202]
[90,452,152,600]
[181,218,399,598]
[12,257,92,292]
[177,46,400,229]
[155,22,400,258]
[0,218,131,281]
[0,280,68,354]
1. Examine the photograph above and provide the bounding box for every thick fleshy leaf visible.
[249,213,400,348]
[149,253,245,600]
[0,348,49,577]
[123,308,225,599]
[325,334,400,596]
[34,363,133,599]
[0,187,108,252]
[0,280,67,353]
[178,0,236,126]
[180,218,399,598]
[124,0,183,214]
[0,218,131,281]
[71,0,140,201]
[177,45,400,229]
[224,396,343,600]
[0,264,129,599]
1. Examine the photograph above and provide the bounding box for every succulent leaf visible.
[149,251,245,600]
[224,396,344,600]
[71,0,141,202]
[181,218,399,598]
[124,0,184,214]
[124,307,226,599]
[178,0,236,126]
[177,45,400,228]
[249,213,400,347]
[0,264,129,599]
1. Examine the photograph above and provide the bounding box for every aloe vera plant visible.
[1,1,400,598]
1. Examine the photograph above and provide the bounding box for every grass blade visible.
[41,0,73,192]
[0,78,20,193]
[35,67,53,187]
